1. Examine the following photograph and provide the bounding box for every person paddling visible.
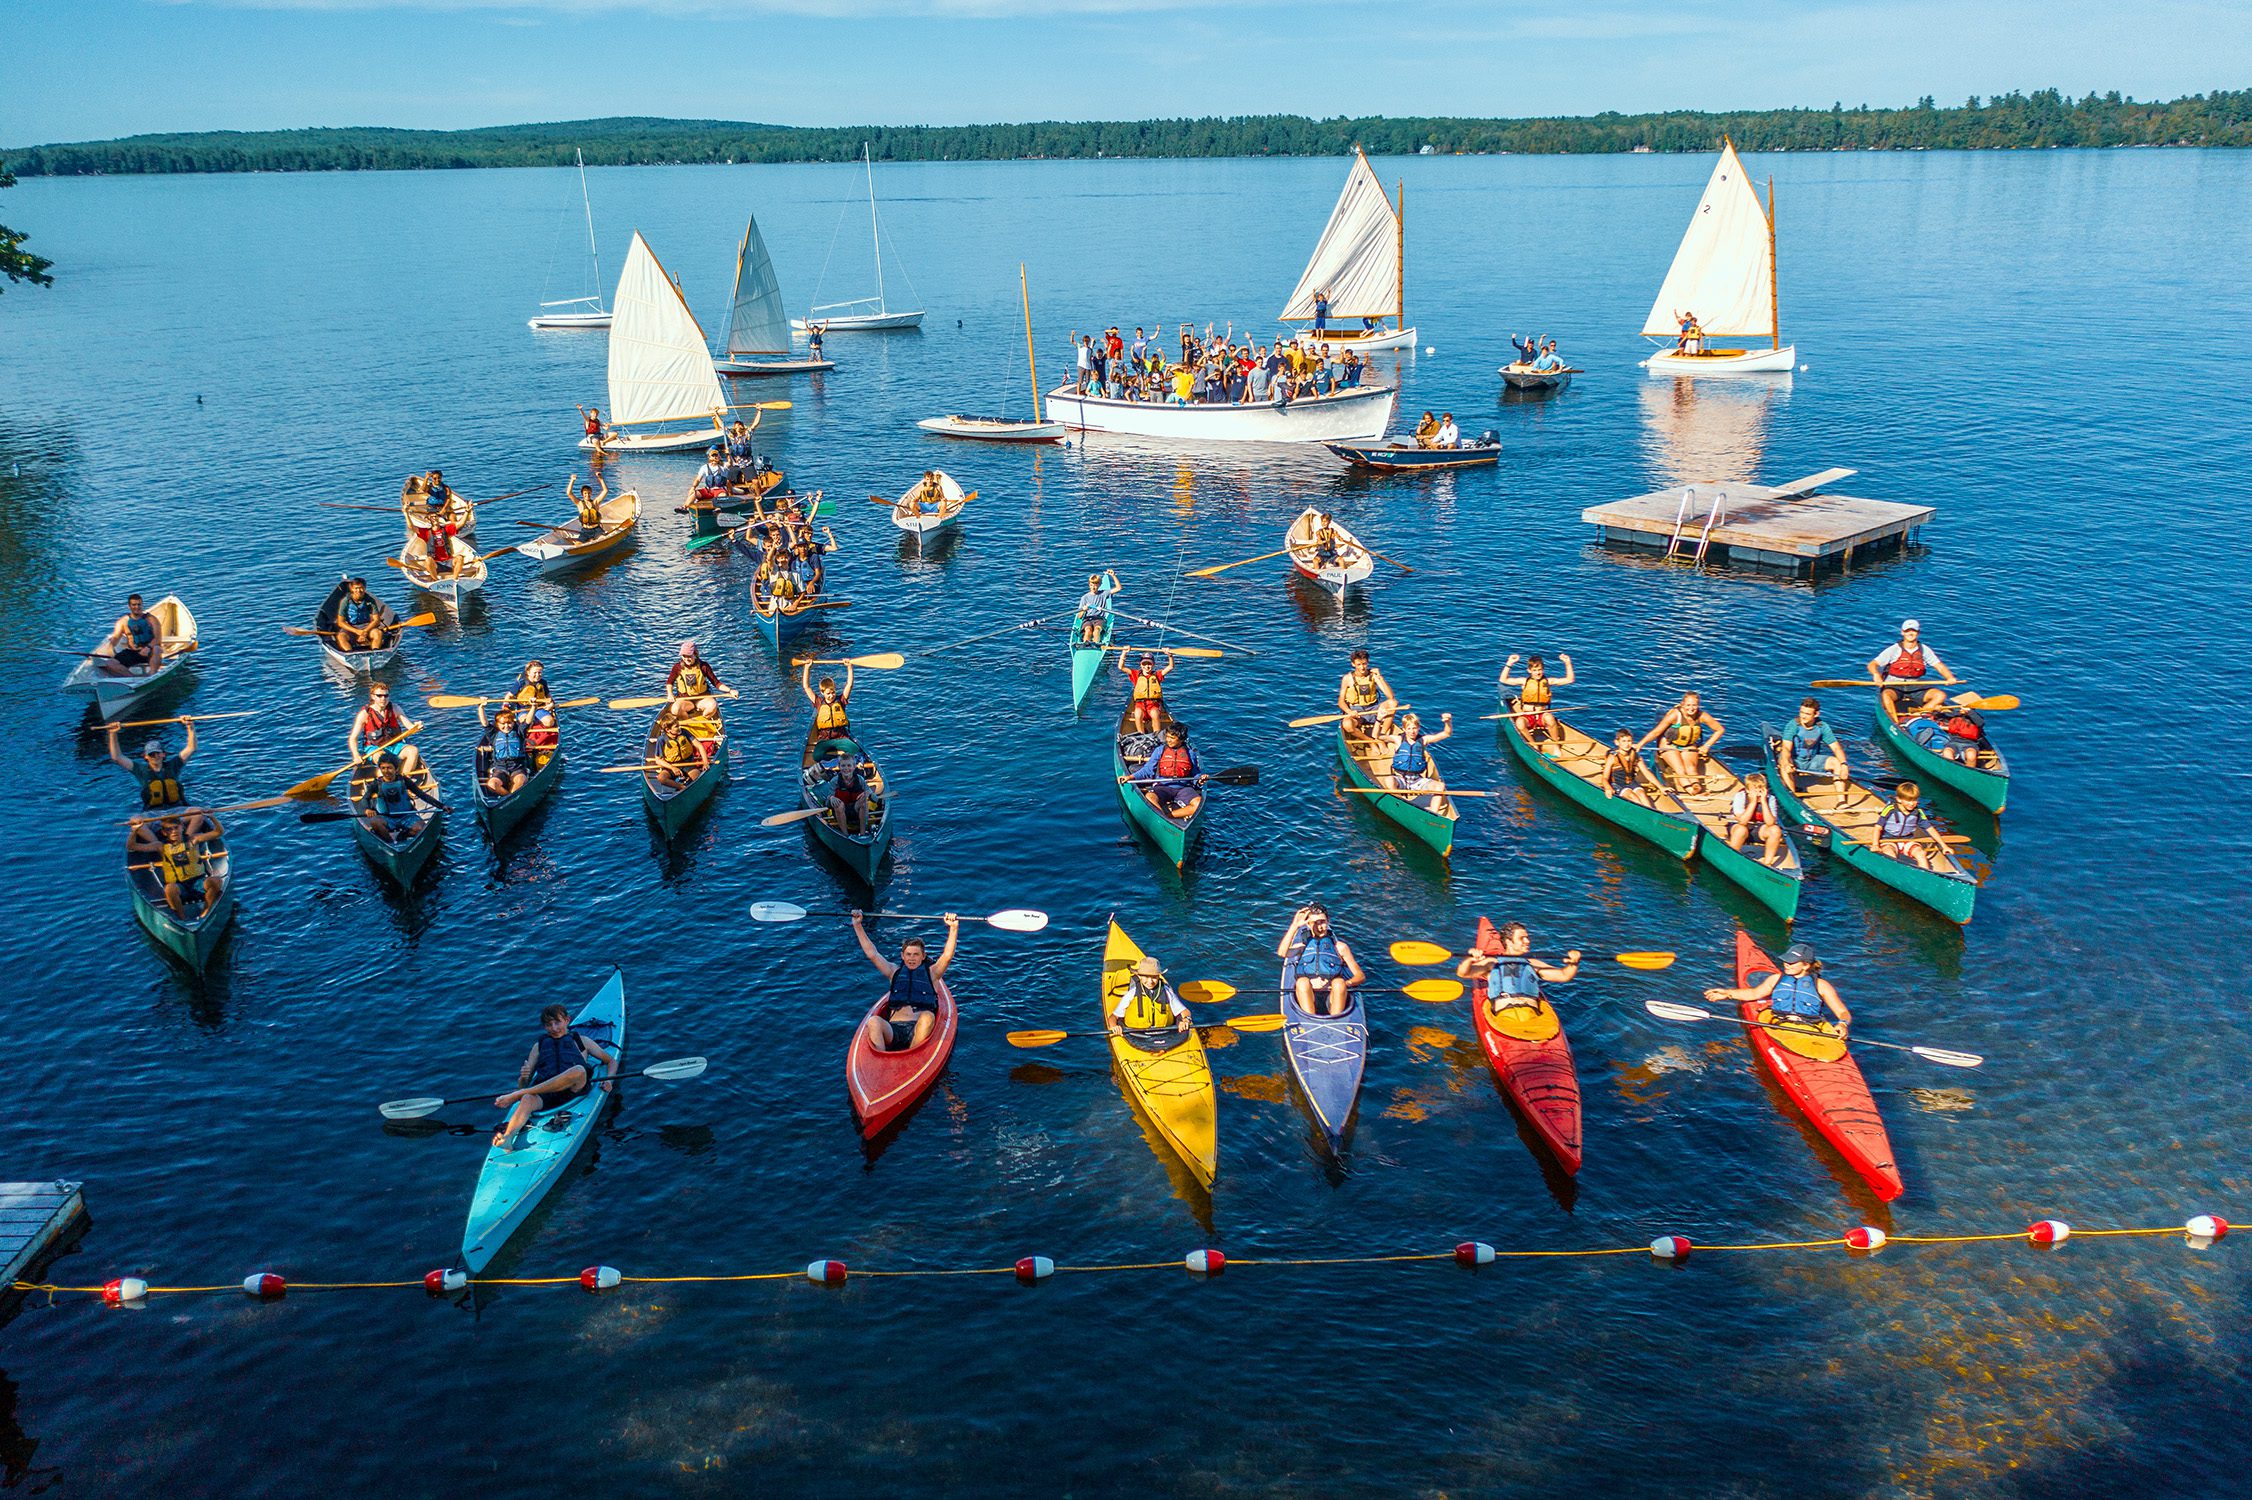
[492,1003,619,1149]
[349,683,422,774]
[331,577,392,654]
[1456,918,1580,1018]
[1278,904,1364,1018]
[358,752,441,840]
[1075,569,1122,646]
[1868,619,1960,718]
[1108,954,1192,1042]
[851,910,958,1054]
[1705,940,1851,1036]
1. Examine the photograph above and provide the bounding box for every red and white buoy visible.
[2028,1219,2071,1246]
[424,1268,468,1294]
[1455,1241,1496,1268]
[1845,1226,1888,1252]
[579,1266,621,1292]
[1014,1256,1054,1284]
[1650,1236,1692,1262]
[241,1273,286,1299]
[805,1260,847,1285]
[102,1277,149,1305]
[2186,1214,2230,1242]
[1184,1248,1226,1276]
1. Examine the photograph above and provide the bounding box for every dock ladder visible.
[1664,486,1728,569]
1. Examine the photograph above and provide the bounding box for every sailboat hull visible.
[717,357,834,376]
[1292,325,1417,354]
[793,312,923,333]
[530,312,612,331]
[579,427,725,454]
[917,416,1065,444]
[1044,384,1394,444]
[1645,344,1797,376]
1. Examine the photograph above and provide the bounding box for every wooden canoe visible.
[1284,506,1375,593]
[1660,756,1805,921]
[642,711,727,839]
[1498,705,1699,859]
[750,570,818,653]
[398,529,487,603]
[61,595,198,720]
[1337,720,1457,857]
[474,715,564,844]
[799,727,892,885]
[348,760,444,889]
[1874,702,2010,815]
[1112,701,1204,870]
[1762,725,1978,924]
[516,491,640,573]
[313,576,402,673]
[125,829,234,974]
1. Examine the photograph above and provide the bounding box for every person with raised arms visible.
[1498,652,1575,746]
[852,910,958,1054]
[1278,904,1364,1019]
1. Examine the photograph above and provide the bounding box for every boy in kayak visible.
[1278,904,1365,1018]
[851,911,959,1054]
[1775,698,1848,787]
[1108,954,1193,1041]
[492,1003,619,1149]
[1867,619,1961,718]
[1705,941,1851,1036]
[1456,919,1579,1016]
[1497,652,1575,745]
[1076,570,1122,645]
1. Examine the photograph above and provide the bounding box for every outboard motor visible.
[1478,430,1499,448]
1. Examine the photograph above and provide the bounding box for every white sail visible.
[725,216,791,357]
[607,232,726,427]
[1280,150,1400,323]
[1642,142,1774,339]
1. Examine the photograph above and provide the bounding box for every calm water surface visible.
[2,149,2250,1497]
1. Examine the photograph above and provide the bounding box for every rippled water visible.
[2,148,2250,1496]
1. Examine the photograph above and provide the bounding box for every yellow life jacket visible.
[1119,977,1174,1031]
[673,663,712,696]
[1131,670,1165,704]
[815,697,849,732]
[660,731,700,766]
[1519,675,1552,708]
[157,839,205,884]
[1667,716,1702,748]
[1346,671,1382,709]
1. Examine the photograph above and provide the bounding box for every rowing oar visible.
[377,1056,709,1119]
[1367,548,1415,574]
[1390,940,1678,972]
[1810,680,2019,713]
[791,652,904,669]
[1340,786,1503,798]
[281,611,440,638]
[118,793,309,824]
[606,688,741,711]
[1111,612,1257,655]
[919,616,1053,656]
[1477,705,1589,721]
[1116,765,1259,788]
[1112,643,1224,659]
[299,804,449,824]
[1642,1000,1984,1068]
[601,762,707,775]
[748,901,1048,933]
[426,693,600,710]
[730,400,794,411]
[1006,1015,1283,1048]
[87,709,259,732]
[1287,706,1409,729]
[284,723,422,799]
[1186,548,1289,579]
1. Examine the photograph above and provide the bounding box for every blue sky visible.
[6,0,2248,143]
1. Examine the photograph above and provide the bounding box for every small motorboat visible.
[1324,435,1501,472]
[1499,362,1580,391]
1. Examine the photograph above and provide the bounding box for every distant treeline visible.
[9,91,2252,176]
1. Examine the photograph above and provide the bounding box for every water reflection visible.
[1636,377,1784,487]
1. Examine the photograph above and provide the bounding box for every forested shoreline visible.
[8,90,2249,177]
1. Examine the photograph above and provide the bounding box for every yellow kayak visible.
[1101,919,1218,1187]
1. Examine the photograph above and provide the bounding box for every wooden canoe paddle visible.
[283,723,422,800]
[1112,644,1223,659]
[377,1056,707,1119]
[92,709,259,731]
[426,693,599,710]
[1390,939,1677,971]
[606,688,740,711]
[791,652,904,669]
[1288,705,1409,729]
[1186,548,1289,579]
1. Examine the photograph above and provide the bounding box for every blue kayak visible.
[1280,951,1367,1151]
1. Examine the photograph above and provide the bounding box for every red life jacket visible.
[1155,746,1195,779]
[1885,643,1926,679]
[1944,715,1982,740]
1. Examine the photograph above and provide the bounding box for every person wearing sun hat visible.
[1704,939,1852,1035]
[1108,953,1192,1040]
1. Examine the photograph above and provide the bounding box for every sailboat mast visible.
[865,143,886,314]
[1021,264,1042,423]
[1767,176,1780,351]
[577,149,603,300]
[1395,179,1406,332]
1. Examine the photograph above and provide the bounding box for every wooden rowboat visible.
[516,491,640,574]
[799,727,892,886]
[1498,705,1698,859]
[1284,506,1376,594]
[60,595,198,720]
[1337,720,1457,858]
[348,760,444,889]
[313,576,402,674]
[125,830,234,974]
[845,977,956,1139]
[888,472,971,549]
[474,715,564,845]
[642,712,727,839]
[1112,701,1204,870]
[1762,725,1978,924]
[1660,758,1805,922]
[397,530,487,604]
[400,484,476,543]
[1874,702,2010,815]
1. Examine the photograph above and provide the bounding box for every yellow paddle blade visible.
[1389,940,1455,966]
[753,400,793,411]
[1961,693,2019,711]
[551,696,602,709]
[284,765,349,799]
[1220,1013,1285,1033]
[397,613,439,630]
[425,694,491,709]
[1615,952,1677,971]
[1176,981,1237,1004]
[846,652,905,669]
[1808,679,1883,689]
[1114,644,1223,659]
[1005,1030,1069,1048]
[1402,979,1466,1003]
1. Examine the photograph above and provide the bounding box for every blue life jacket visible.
[1486,957,1541,1000]
[1296,934,1346,980]
[374,777,418,814]
[1391,738,1429,775]
[341,596,377,627]
[490,728,525,762]
[1878,806,1927,840]
[531,1030,590,1088]
[125,613,157,648]
[1769,973,1824,1020]
[888,963,938,1011]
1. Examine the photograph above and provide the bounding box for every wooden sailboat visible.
[1642,139,1797,376]
[580,232,731,453]
[528,150,611,330]
[918,264,1065,443]
[1281,149,1416,355]
[792,144,924,333]
[714,215,834,376]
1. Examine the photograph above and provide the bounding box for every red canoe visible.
[1468,918,1583,1174]
[845,978,958,1138]
[1734,930,1903,1201]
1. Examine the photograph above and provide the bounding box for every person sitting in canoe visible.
[1336,648,1398,737]
[568,473,608,540]
[1600,728,1659,807]
[524,706,559,762]
[1125,719,1206,821]
[1121,650,1173,734]
[803,661,853,736]
[1868,619,1959,718]
[1278,904,1364,1018]
[359,752,441,840]
[477,703,531,798]
[787,535,833,598]
[349,683,423,774]
[1498,652,1575,745]
[1639,691,1723,794]
[1412,411,1439,448]
[1874,781,1950,871]
[1899,700,1991,767]
[1725,769,1789,866]
[1704,940,1850,1036]
[108,719,210,831]
[851,910,958,1054]
[128,812,225,920]
[1383,712,1453,800]
[1075,570,1122,645]
[650,705,712,790]
[668,641,725,718]
[95,593,167,678]
[332,577,392,653]
[492,1003,619,1149]
[510,659,553,708]
[1108,954,1193,1043]
[1775,698,1848,787]
[822,744,879,835]
[1455,919,1579,1016]
[1533,340,1566,373]
[693,448,730,502]
[576,404,610,458]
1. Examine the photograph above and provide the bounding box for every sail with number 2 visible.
[1641,140,1796,375]
[588,232,728,451]
[1279,149,1414,353]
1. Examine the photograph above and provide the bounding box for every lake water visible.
[2,147,2251,1497]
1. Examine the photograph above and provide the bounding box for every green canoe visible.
[474,719,564,845]
[642,715,728,839]
[1337,721,1457,858]
[348,761,444,889]
[1498,705,1698,860]
[1762,724,1978,924]
[1070,608,1114,712]
[1873,705,2010,814]
[1113,702,1205,869]
[1659,759,1804,921]
[800,728,893,886]
[125,832,234,973]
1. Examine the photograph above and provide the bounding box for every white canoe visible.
[1644,344,1797,376]
[398,531,488,603]
[517,491,640,574]
[917,415,1065,444]
[315,575,402,673]
[401,486,476,543]
[61,595,198,719]
[1285,507,1376,594]
[890,472,970,545]
[1043,382,1395,444]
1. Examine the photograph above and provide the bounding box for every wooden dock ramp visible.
[2,1181,86,1296]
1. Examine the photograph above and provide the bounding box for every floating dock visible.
[1,1181,86,1291]
[1583,468,1932,576]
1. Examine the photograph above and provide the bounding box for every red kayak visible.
[1468,918,1583,1174]
[845,978,958,1138]
[1734,930,1903,1201]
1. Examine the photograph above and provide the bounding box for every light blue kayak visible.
[460,969,626,1274]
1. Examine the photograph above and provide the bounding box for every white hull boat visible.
[1279,152,1414,360]
[889,471,970,547]
[583,232,730,454]
[792,310,923,333]
[1285,506,1376,594]
[1294,324,1417,355]
[529,307,612,331]
[793,145,922,335]
[1044,383,1395,444]
[61,595,198,719]
[518,491,640,573]
[528,152,611,331]
[917,415,1065,443]
[1644,345,1797,376]
[1640,140,1801,379]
